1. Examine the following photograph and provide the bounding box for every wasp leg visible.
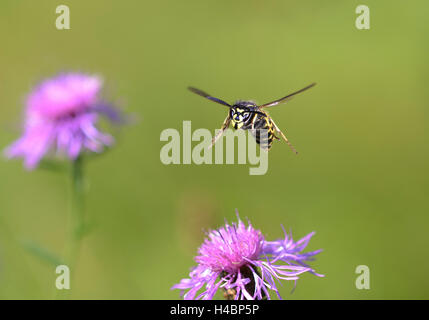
[270,118,298,154]
[209,115,231,149]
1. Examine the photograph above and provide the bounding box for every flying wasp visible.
[188,83,316,153]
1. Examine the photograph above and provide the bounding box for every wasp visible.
[188,83,316,153]
[223,288,237,300]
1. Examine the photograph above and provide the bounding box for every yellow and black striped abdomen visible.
[243,112,278,150]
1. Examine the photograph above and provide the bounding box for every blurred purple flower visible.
[4,73,120,169]
[172,215,323,300]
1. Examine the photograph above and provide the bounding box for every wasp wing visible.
[259,83,316,108]
[188,87,231,107]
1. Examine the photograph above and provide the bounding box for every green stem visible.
[56,156,86,299]
[69,156,85,268]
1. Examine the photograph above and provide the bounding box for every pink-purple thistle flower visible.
[4,73,120,170]
[172,215,323,300]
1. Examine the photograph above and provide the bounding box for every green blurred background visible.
[0,0,427,299]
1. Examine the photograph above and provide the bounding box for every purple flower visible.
[4,73,119,169]
[172,215,323,300]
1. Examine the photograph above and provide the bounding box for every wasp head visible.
[230,101,257,129]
